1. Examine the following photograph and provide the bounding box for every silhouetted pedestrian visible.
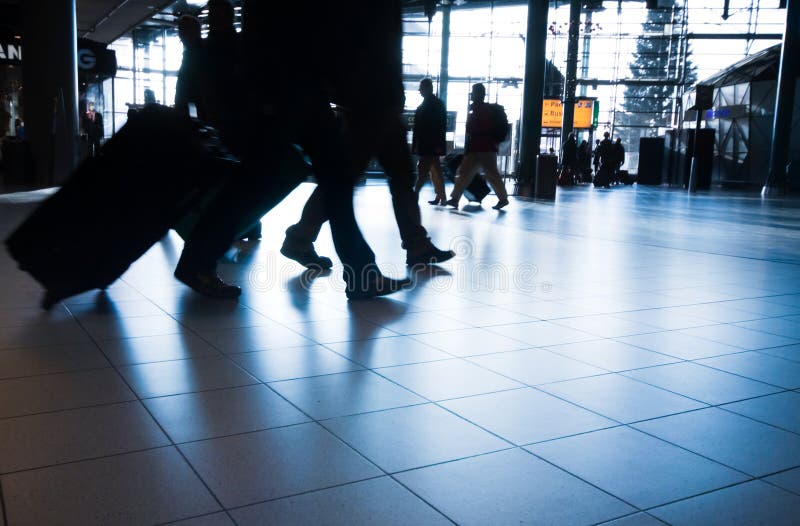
[412,78,448,205]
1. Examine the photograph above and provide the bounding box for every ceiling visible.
[77,0,181,43]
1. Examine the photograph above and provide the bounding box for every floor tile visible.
[287,319,398,344]
[0,368,135,418]
[80,314,184,340]
[721,391,800,434]
[143,384,309,443]
[600,513,668,525]
[680,324,799,351]
[324,336,452,368]
[376,359,523,401]
[0,322,90,350]
[368,311,472,335]
[613,309,712,331]
[488,320,597,347]
[437,305,536,327]
[0,401,168,473]
[97,332,221,366]
[622,362,781,405]
[66,299,165,320]
[764,467,800,495]
[231,477,450,526]
[649,480,800,526]
[552,314,663,338]
[230,345,361,382]
[410,327,531,357]
[325,403,508,472]
[396,448,635,526]
[721,298,800,317]
[634,407,800,477]
[0,304,73,327]
[269,370,424,420]
[545,339,678,372]
[0,343,108,379]
[662,304,766,324]
[540,373,705,423]
[174,305,274,332]
[166,512,235,526]
[617,331,746,360]
[527,426,748,509]
[118,356,258,398]
[178,423,381,508]
[698,351,800,389]
[197,325,315,354]
[759,343,800,363]
[441,388,616,445]
[734,319,800,341]
[468,348,607,385]
[1,447,219,526]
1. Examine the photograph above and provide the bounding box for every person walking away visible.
[612,137,625,184]
[412,78,447,205]
[561,132,578,184]
[175,15,205,119]
[445,83,509,210]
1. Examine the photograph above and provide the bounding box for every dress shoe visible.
[280,245,334,270]
[428,198,442,205]
[492,199,510,210]
[445,197,460,208]
[406,246,456,266]
[174,269,241,299]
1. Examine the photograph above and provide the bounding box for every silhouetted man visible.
[446,83,509,210]
[413,78,448,205]
[175,15,204,118]
[280,1,454,269]
[174,0,409,300]
[82,101,103,157]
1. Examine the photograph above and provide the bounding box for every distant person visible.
[82,101,104,157]
[144,89,157,105]
[592,139,601,175]
[412,78,447,205]
[594,131,614,188]
[561,132,578,174]
[14,118,24,139]
[446,83,509,210]
[613,137,625,182]
[175,15,204,118]
[0,98,10,139]
[578,139,591,181]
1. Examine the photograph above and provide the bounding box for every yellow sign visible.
[542,99,595,129]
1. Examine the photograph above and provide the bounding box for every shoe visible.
[492,199,509,210]
[428,197,442,205]
[445,197,460,208]
[346,274,412,300]
[280,245,334,270]
[174,269,241,299]
[406,246,456,266]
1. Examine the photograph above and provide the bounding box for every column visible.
[764,0,800,196]
[561,0,581,144]
[439,3,451,107]
[518,0,550,187]
[21,0,79,187]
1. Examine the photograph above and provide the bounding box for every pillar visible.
[439,3,451,107]
[561,0,581,144]
[21,0,79,187]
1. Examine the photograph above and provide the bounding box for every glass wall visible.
[402,0,785,172]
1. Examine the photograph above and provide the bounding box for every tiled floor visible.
[2,182,800,525]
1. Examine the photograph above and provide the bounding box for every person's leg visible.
[477,152,509,209]
[366,114,453,265]
[415,156,431,195]
[447,153,480,206]
[429,157,446,202]
[281,184,334,268]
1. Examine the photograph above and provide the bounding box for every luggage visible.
[5,105,237,309]
[442,152,491,203]
[174,144,311,240]
[557,166,575,187]
[619,169,634,185]
[594,165,613,188]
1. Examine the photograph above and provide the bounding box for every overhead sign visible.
[0,38,116,79]
[542,98,598,129]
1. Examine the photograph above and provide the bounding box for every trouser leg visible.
[429,157,446,200]
[450,153,480,201]
[479,153,508,200]
[415,157,431,194]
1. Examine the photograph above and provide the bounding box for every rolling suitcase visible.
[442,152,491,203]
[593,165,613,188]
[5,105,236,309]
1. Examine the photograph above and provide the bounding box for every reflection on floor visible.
[1,182,800,525]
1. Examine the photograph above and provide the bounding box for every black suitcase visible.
[5,105,236,309]
[442,152,491,203]
[594,165,613,188]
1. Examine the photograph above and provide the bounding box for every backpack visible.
[488,103,509,143]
